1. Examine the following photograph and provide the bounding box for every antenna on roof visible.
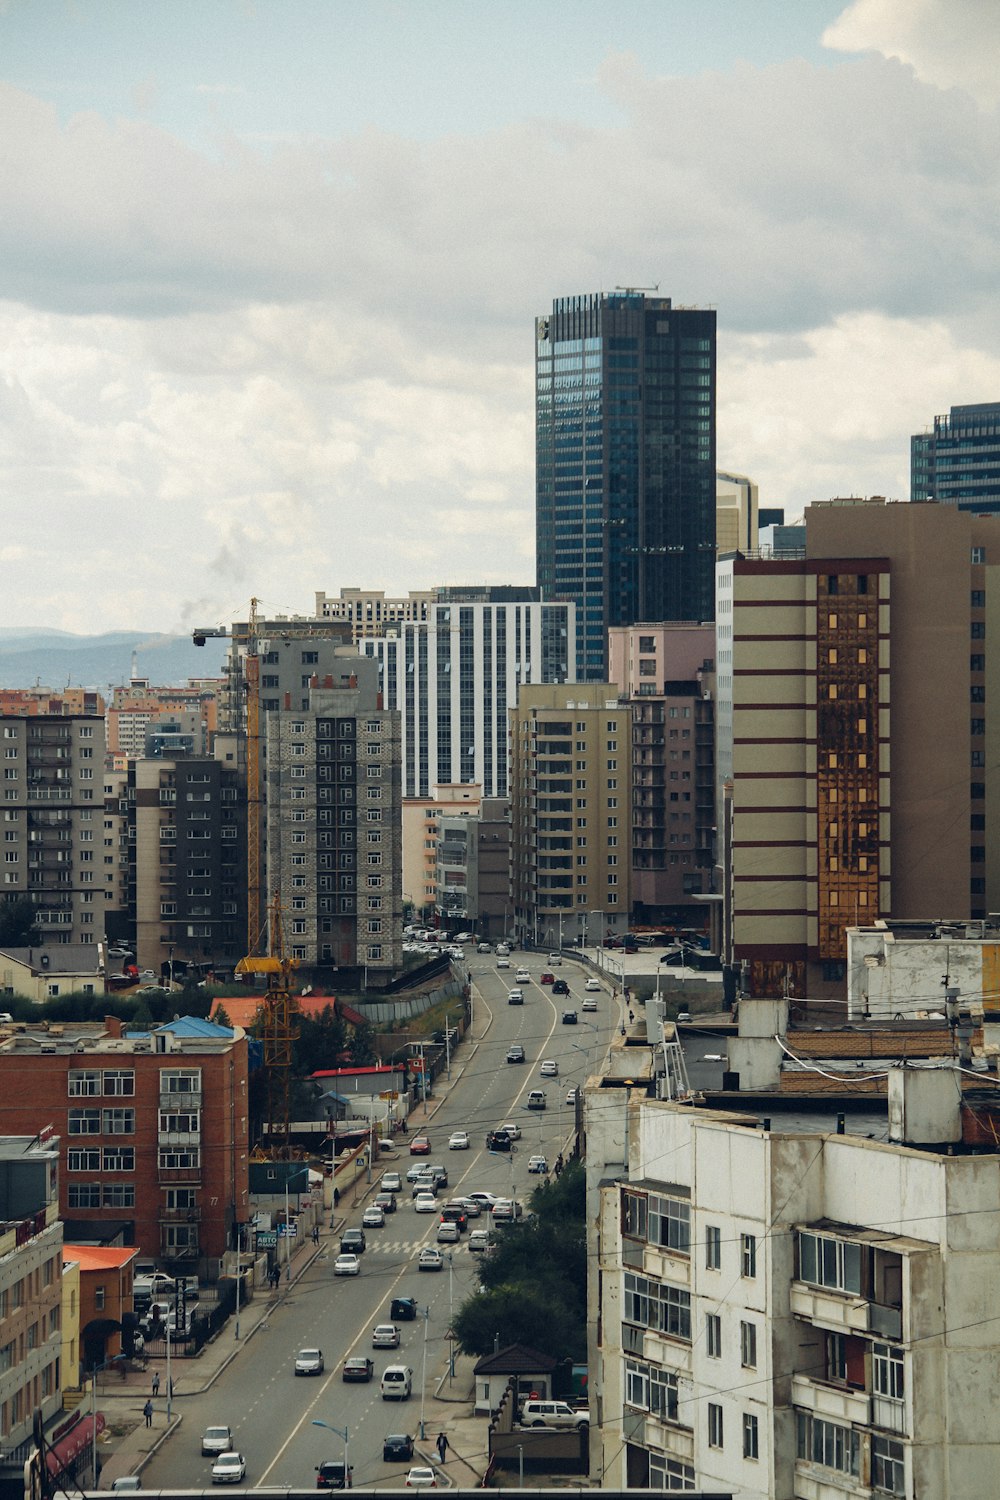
[615,284,659,292]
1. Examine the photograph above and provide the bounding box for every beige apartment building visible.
[718,498,1000,997]
[313,588,436,642]
[510,684,631,944]
[716,470,759,554]
[402,784,482,917]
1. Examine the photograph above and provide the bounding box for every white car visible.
[448,1131,470,1150]
[515,968,531,983]
[499,1121,521,1140]
[582,997,598,1012]
[566,1087,578,1105]
[540,1059,559,1077]
[437,1221,460,1243]
[468,1228,491,1252]
[294,1347,324,1375]
[362,1204,385,1228]
[372,1323,401,1348]
[333,1253,360,1276]
[418,1246,444,1271]
[202,1426,233,1456]
[497,956,511,969]
[405,1467,438,1488]
[527,1155,548,1174]
[466,1191,500,1208]
[211,1452,246,1485]
[413,1193,438,1214]
[585,977,601,992]
[383,1171,403,1192]
[547,952,562,965]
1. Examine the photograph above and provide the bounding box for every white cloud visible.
[824,0,1000,109]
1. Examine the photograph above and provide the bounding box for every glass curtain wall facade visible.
[911,402,1000,512]
[536,292,717,680]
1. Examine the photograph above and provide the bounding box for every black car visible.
[552,978,569,996]
[486,1129,513,1152]
[340,1228,366,1255]
[342,1356,374,1383]
[390,1296,419,1321]
[562,1009,578,1025]
[382,1434,415,1463]
[316,1460,353,1489]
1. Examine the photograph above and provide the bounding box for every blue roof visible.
[154,1016,235,1039]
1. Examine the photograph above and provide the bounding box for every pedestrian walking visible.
[151,1370,160,1397]
[628,1009,634,1023]
[143,1400,153,1429]
[436,1433,449,1464]
[311,1224,319,1245]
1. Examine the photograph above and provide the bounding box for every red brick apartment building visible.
[0,1015,249,1270]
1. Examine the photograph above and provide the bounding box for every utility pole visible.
[419,1305,430,1439]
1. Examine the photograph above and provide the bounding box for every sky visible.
[1,0,999,634]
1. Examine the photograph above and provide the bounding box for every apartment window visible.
[743,1412,759,1460]
[102,1108,135,1134]
[971,654,986,672]
[68,1183,101,1207]
[972,546,986,565]
[94,1287,106,1311]
[68,1109,101,1135]
[68,1148,100,1172]
[827,648,838,664]
[103,1069,135,1096]
[871,1435,905,1496]
[648,1195,690,1254]
[741,1233,757,1277]
[68,1070,100,1097]
[622,1189,647,1239]
[624,1359,679,1422]
[103,1184,135,1208]
[740,1320,757,1369]
[828,684,838,700]
[796,1412,860,1478]
[102,1146,135,1171]
[798,1230,862,1294]
[705,1224,721,1269]
[706,1312,721,1357]
[872,1342,904,1401]
[160,1069,202,1095]
[623,1272,691,1340]
[159,1147,201,1169]
[707,1403,723,1449]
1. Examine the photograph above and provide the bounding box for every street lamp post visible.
[447,1251,455,1380]
[419,1304,430,1439]
[91,1353,126,1484]
[284,1165,309,1282]
[312,1420,349,1484]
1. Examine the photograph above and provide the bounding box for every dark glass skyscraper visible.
[911,402,1000,512]
[535,291,717,680]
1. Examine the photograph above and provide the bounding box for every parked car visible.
[382,1171,403,1192]
[362,1204,385,1228]
[111,1480,141,1493]
[372,1323,401,1348]
[418,1246,444,1271]
[409,1136,431,1156]
[333,1253,361,1276]
[211,1452,246,1485]
[552,978,569,996]
[526,1089,547,1110]
[382,1433,415,1462]
[540,1059,559,1077]
[315,1460,353,1489]
[519,1398,589,1431]
[202,1427,233,1456]
[405,1467,438,1487]
[448,1131,469,1150]
[381,1365,413,1400]
[342,1356,374,1383]
[506,1044,525,1063]
[294,1347,324,1375]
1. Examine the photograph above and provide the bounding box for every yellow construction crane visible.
[236,893,301,1156]
[193,598,264,956]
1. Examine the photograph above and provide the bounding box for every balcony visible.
[790,1282,902,1341]
[158,1205,202,1222]
[791,1372,870,1430]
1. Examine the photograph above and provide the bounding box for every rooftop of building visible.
[62,1244,137,1273]
[0,944,103,974]
[0,1134,59,1163]
[0,1014,239,1055]
[852,916,1000,945]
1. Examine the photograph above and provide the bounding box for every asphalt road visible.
[142,951,617,1490]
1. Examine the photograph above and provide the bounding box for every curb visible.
[133,1410,183,1476]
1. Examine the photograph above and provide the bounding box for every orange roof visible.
[63,1245,138,1272]
[209,993,340,1029]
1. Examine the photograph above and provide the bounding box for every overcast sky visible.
[2,0,999,633]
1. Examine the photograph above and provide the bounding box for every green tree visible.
[213,1003,234,1029]
[0,897,40,947]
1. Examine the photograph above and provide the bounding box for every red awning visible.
[46,1413,105,1473]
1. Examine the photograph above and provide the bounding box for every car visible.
[315,1460,354,1489]
[500,1120,522,1140]
[436,1221,459,1244]
[412,1172,439,1196]
[582,997,598,1012]
[391,1296,419,1321]
[374,1192,397,1214]
[372,1323,401,1348]
[405,1467,438,1488]
[383,1433,415,1462]
[448,947,464,960]
[342,1356,374,1383]
[677,1008,691,1023]
[527,1154,548,1174]
[202,1427,234,1456]
[381,1364,414,1400]
[527,1089,546,1110]
[448,1130,470,1150]
[552,978,569,996]
[506,1044,525,1063]
[294,1347,324,1376]
[585,977,602,991]
[548,952,563,965]
[495,943,510,956]
[409,1136,432,1155]
[454,932,473,944]
[496,956,511,969]
[333,1253,361,1276]
[539,971,555,985]
[406,1162,430,1183]
[468,1228,491,1252]
[465,1190,500,1207]
[540,1059,559,1077]
[211,1452,246,1485]
[382,1171,403,1192]
[486,1129,512,1152]
[562,1009,578,1025]
[477,942,492,953]
[418,1246,444,1271]
[427,1163,449,1187]
[513,967,530,983]
[519,1398,589,1431]
[566,1087,578,1105]
[111,1479,142,1493]
[413,1192,438,1214]
[459,1196,482,1217]
[491,1199,522,1221]
[507,988,524,1005]
[363,1205,386,1229]
[340,1228,366,1255]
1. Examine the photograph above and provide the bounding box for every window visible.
[623,1272,691,1340]
[872,1342,904,1401]
[160,1069,202,1095]
[972,546,986,565]
[68,1148,100,1172]
[624,1359,679,1421]
[160,1109,200,1133]
[622,1190,647,1239]
[740,1320,757,1369]
[743,1412,759,1460]
[94,1287,106,1311]
[103,1183,135,1208]
[796,1412,860,1478]
[103,1069,135,1096]
[741,1233,757,1277]
[798,1230,862,1294]
[705,1224,721,1269]
[648,1195,690,1254]
[158,1147,201,1169]
[706,1312,721,1358]
[102,1108,135,1135]
[102,1146,135,1171]
[68,1070,100,1097]
[68,1109,100,1135]
[871,1435,905,1495]
[68,1183,101,1207]
[707,1402,723,1449]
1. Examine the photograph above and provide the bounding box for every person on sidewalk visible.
[436,1433,449,1464]
[143,1400,153,1429]
[151,1371,160,1397]
[311,1224,319,1245]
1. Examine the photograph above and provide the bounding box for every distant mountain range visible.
[0,629,228,692]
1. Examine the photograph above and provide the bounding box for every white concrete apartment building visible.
[587,1056,1000,1498]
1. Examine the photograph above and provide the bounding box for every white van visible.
[381,1364,413,1400]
